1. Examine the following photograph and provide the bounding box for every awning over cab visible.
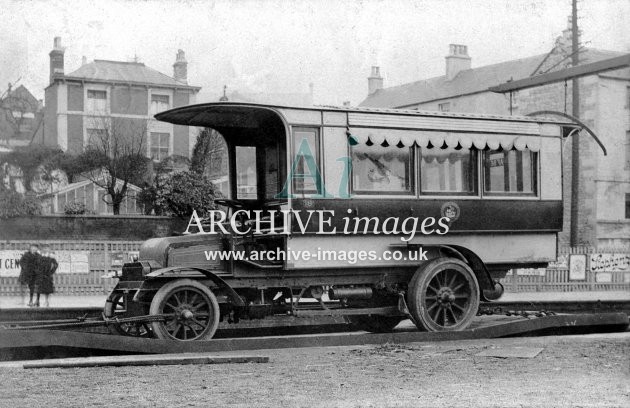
[155,103,284,129]
[348,128,541,151]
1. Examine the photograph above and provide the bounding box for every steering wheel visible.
[214,198,246,210]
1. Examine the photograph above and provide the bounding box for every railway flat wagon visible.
[105,102,573,341]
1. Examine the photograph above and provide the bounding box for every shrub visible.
[64,201,87,215]
[0,190,41,218]
[159,171,218,218]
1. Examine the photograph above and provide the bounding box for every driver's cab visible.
[204,106,292,267]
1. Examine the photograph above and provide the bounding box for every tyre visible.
[407,258,480,332]
[349,315,404,333]
[149,279,221,341]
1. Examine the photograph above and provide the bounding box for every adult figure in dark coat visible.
[19,244,41,307]
[37,245,58,307]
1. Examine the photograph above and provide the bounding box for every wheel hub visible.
[173,304,196,321]
[180,309,194,320]
[437,288,455,306]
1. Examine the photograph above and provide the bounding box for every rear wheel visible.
[150,279,220,341]
[407,258,479,332]
[349,315,404,333]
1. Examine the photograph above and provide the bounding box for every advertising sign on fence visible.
[569,254,587,281]
[590,253,630,273]
[547,254,568,269]
[0,250,90,277]
[0,250,23,277]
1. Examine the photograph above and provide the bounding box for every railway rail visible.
[0,299,628,362]
[1,299,628,331]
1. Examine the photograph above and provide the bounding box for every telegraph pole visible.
[569,0,580,247]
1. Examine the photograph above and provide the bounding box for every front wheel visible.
[150,279,221,341]
[407,258,480,332]
[104,291,152,337]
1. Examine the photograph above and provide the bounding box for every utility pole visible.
[569,0,580,247]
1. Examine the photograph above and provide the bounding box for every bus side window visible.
[420,146,477,195]
[483,149,537,195]
[351,143,414,194]
[291,128,322,195]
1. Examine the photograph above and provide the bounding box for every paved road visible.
[1,332,628,407]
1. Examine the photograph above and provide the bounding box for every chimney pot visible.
[49,36,65,84]
[445,43,471,81]
[173,49,188,84]
[367,66,383,96]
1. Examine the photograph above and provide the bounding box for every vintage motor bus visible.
[105,102,571,341]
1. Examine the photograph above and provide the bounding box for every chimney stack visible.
[173,49,188,84]
[368,66,383,95]
[49,37,65,84]
[445,44,471,81]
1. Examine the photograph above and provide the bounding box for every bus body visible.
[105,102,569,341]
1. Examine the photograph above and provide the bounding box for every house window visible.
[18,121,32,133]
[87,90,107,112]
[483,149,537,195]
[150,94,170,115]
[438,102,450,112]
[150,132,170,160]
[351,144,413,194]
[291,128,322,194]
[420,146,476,194]
[625,194,630,219]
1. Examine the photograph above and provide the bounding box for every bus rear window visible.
[483,149,537,195]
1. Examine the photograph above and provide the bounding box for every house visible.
[43,37,201,159]
[359,25,630,248]
[0,84,43,149]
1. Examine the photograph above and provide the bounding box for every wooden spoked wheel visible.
[407,258,480,332]
[104,292,152,338]
[150,279,220,341]
[350,315,404,333]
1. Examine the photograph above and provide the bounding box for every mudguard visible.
[136,266,245,307]
[440,245,497,301]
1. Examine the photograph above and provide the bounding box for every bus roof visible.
[156,102,572,149]
[156,102,572,126]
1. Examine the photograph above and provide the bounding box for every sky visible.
[1,0,629,106]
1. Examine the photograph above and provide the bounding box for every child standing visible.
[19,244,41,307]
[37,245,58,307]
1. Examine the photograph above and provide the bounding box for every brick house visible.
[43,37,201,159]
[360,31,630,248]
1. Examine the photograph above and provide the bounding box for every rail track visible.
[0,299,628,362]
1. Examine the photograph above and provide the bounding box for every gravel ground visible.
[0,333,628,407]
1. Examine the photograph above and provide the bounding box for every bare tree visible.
[80,115,149,215]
